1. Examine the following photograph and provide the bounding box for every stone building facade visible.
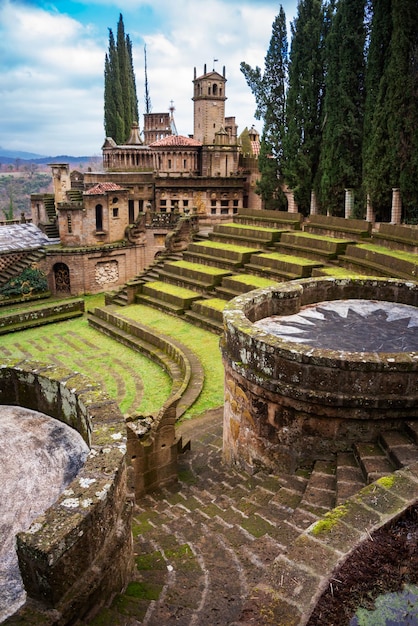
[29,65,261,296]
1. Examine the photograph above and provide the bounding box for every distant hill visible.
[0,147,45,160]
[0,148,97,166]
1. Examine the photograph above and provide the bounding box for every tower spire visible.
[144,44,152,114]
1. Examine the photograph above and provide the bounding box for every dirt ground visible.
[307,506,418,625]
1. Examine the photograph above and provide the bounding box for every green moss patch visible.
[144,281,200,298]
[192,240,260,254]
[310,504,348,536]
[257,252,321,267]
[167,260,229,276]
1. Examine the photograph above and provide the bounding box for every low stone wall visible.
[0,298,85,334]
[221,277,418,473]
[1,360,133,625]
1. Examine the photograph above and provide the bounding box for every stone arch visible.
[53,262,71,294]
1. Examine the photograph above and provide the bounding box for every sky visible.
[0,0,298,157]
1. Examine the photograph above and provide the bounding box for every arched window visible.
[213,84,218,95]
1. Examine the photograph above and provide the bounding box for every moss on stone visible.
[376,475,397,489]
[310,504,349,536]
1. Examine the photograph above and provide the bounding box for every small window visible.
[112,207,119,218]
[67,212,72,233]
[221,200,229,207]
[233,200,239,207]
[211,200,217,207]
[160,200,167,207]
[211,207,217,215]
[183,200,189,208]
[112,197,118,204]
[183,159,187,168]
[95,204,103,231]
[168,159,172,169]
[221,207,229,215]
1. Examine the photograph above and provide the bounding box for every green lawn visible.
[0,295,225,420]
[118,303,225,420]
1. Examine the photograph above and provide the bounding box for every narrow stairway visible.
[84,415,418,625]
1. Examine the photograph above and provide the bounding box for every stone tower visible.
[193,64,227,144]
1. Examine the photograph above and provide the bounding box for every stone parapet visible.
[0,360,133,625]
[222,277,418,473]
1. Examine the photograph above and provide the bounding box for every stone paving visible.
[86,407,365,626]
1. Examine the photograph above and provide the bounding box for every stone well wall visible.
[221,277,418,474]
[0,360,133,625]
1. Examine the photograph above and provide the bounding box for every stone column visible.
[391,188,402,224]
[366,194,375,224]
[310,190,318,216]
[345,188,354,219]
[285,189,298,213]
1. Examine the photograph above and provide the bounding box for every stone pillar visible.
[284,188,298,213]
[345,188,354,219]
[310,190,318,216]
[391,188,402,224]
[366,194,375,224]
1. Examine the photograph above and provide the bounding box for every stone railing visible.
[0,360,133,625]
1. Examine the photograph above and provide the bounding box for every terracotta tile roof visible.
[150,135,202,148]
[84,183,124,195]
[250,140,260,156]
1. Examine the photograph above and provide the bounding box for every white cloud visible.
[0,0,295,156]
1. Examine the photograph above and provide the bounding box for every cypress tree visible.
[365,0,418,219]
[362,0,393,217]
[283,0,327,214]
[240,6,288,209]
[318,0,366,214]
[104,14,138,144]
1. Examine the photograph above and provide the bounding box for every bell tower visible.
[193,64,227,144]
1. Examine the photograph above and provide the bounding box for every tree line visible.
[241,0,418,221]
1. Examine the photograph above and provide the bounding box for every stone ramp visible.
[84,410,418,625]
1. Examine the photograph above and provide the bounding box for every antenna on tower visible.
[213,58,218,71]
[144,44,152,114]
[169,100,178,135]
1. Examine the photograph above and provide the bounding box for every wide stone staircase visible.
[108,211,418,334]
[85,413,418,625]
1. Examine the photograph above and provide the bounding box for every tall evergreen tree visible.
[104,14,138,144]
[283,0,327,214]
[318,0,366,214]
[364,0,418,217]
[241,6,288,209]
[362,0,393,217]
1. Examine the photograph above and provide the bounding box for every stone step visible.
[339,243,418,281]
[273,231,355,262]
[353,441,397,483]
[140,281,202,312]
[378,430,418,468]
[244,251,323,280]
[336,451,367,505]
[296,459,337,517]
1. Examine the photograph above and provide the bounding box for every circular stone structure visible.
[221,277,418,473]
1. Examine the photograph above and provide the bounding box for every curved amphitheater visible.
[2,210,418,625]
